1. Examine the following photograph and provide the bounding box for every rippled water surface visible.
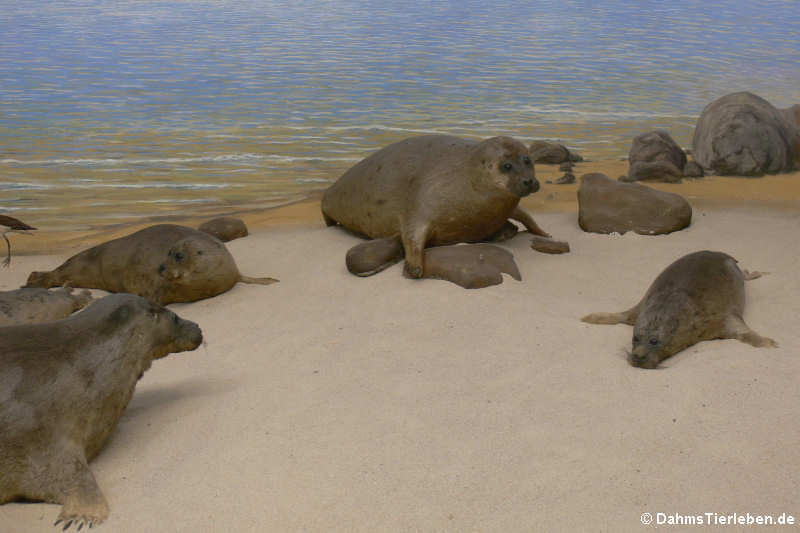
[1,0,799,229]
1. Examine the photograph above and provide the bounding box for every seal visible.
[0,286,92,326]
[581,250,777,368]
[24,224,278,305]
[321,135,551,278]
[0,293,203,529]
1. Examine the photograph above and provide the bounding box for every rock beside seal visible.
[692,91,800,176]
[0,293,203,528]
[198,217,249,242]
[25,224,277,305]
[581,250,777,368]
[578,173,692,235]
[0,287,92,326]
[530,235,570,254]
[529,140,583,164]
[322,135,553,279]
[422,244,521,289]
[624,130,687,183]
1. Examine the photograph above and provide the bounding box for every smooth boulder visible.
[625,130,686,182]
[692,92,800,176]
[198,217,249,242]
[578,173,692,235]
[529,141,583,164]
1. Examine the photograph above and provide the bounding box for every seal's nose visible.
[523,178,540,193]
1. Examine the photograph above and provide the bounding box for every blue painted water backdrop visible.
[1,0,798,228]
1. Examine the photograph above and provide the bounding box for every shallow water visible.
[1,0,798,229]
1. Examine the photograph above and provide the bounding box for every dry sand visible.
[1,168,799,532]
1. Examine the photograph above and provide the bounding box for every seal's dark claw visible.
[63,519,73,531]
[54,519,63,526]
[77,521,84,531]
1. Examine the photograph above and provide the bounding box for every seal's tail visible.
[239,275,279,286]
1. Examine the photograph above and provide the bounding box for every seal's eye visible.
[502,162,513,172]
[649,338,659,346]
[523,156,532,166]
[197,250,203,255]
[175,252,184,262]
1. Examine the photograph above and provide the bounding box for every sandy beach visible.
[1,167,799,532]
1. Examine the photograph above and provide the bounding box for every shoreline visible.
[9,159,800,257]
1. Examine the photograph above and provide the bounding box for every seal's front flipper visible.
[581,304,639,325]
[346,236,405,277]
[55,463,109,530]
[724,315,778,348]
[422,243,521,289]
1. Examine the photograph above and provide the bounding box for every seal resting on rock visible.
[322,135,552,278]
[25,224,277,305]
[0,287,92,326]
[0,293,203,529]
[581,250,777,369]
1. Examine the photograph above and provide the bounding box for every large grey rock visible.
[692,92,800,176]
[626,130,687,182]
[529,141,583,164]
[578,173,692,235]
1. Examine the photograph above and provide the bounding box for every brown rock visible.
[198,217,249,242]
[530,235,570,254]
[578,173,692,235]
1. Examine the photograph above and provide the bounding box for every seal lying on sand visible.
[25,224,277,305]
[0,287,92,326]
[582,250,777,369]
[0,293,203,529]
[322,135,552,278]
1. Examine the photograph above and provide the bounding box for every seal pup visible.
[0,293,203,529]
[0,286,92,326]
[582,250,777,368]
[25,224,278,305]
[322,135,553,278]
[0,214,36,267]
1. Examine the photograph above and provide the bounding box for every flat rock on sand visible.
[578,173,692,235]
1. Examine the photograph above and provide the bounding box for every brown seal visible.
[24,224,277,305]
[582,250,777,369]
[322,135,551,278]
[0,287,92,326]
[198,216,249,242]
[0,293,203,529]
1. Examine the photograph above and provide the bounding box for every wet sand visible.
[1,162,799,532]
[9,160,800,257]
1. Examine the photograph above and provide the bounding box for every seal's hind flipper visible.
[422,243,521,289]
[723,315,778,348]
[239,276,279,285]
[741,269,768,281]
[346,236,405,277]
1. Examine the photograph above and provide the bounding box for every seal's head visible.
[99,294,203,360]
[629,294,690,369]
[159,235,238,282]
[472,136,539,198]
